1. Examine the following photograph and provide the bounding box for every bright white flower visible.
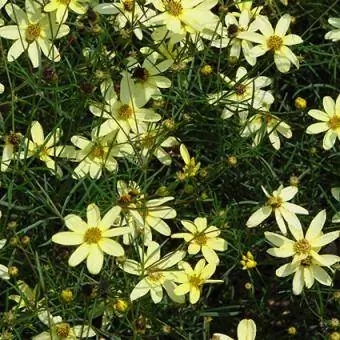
[325,18,340,42]
[241,108,292,150]
[94,0,155,40]
[246,185,308,235]
[212,318,257,340]
[306,94,340,150]
[44,0,87,23]
[331,187,340,223]
[173,259,223,304]
[148,0,219,35]
[70,130,133,179]
[33,310,96,339]
[52,204,130,275]
[208,67,274,120]
[21,121,74,177]
[89,74,161,142]
[0,0,70,67]
[171,217,227,264]
[127,49,173,105]
[121,241,185,303]
[266,210,340,295]
[238,14,303,73]
[1,132,23,172]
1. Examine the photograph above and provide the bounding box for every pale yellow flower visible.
[177,144,200,180]
[1,132,22,172]
[173,259,223,304]
[171,217,227,264]
[121,241,185,303]
[44,0,87,23]
[212,318,257,340]
[238,14,303,73]
[52,204,130,275]
[325,18,340,42]
[306,94,340,150]
[246,185,308,235]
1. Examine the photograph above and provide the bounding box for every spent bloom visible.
[265,210,340,295]
[0,0,69,67]
[121,241,185,303]
[52,204,130,275]
[238,14,303,73]
[246,185,308,235]
[171,217,228,264]
[212,318,257,340]
[33,310,95,339]
[325,18,340,42]
[306,94,340,150]
[173,259,223,304]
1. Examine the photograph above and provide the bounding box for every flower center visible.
[91,145,105,158]
[26,23,41,43]
[119,194,132,205]
[55,323,71,337]
[301,255,313,267]
[164,0,183,16]
[141,134,155,149]
[328,115,340,130]
[133,67,150,82]
[189,275,203,287]
[5,133,21,150]
[194,233,207,245]
[234,84,247,96]
[123,0,134,11]
[227,24,239,38]
[267,35,283,51]
[118,104,133,119]
[294,239,311,255]
[267,196,282,208]
[84,227,102,244]
[147,271,164,283]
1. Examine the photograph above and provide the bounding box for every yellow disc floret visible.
[164,0,183,16]
[55,323,71,337]
[294,239,311,255]
[328,115,340,130]
[84,227,102,244]
[267,35,283,51]
[26,23,41,43]
[118,104,133,119]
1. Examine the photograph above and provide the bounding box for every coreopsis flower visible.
[212,318,257,340]
[148,0,219,35]
[33,310,96,339]
[246,185,308,235]
[306,94,340,150]
[89,74,161,142]
[121,241,185,303]
[94,0,155,40]
[208,67,274,120]
[9,280,43,310]
[52,204,130,274]
[171,217,227,264]
[44,0,87,23]
[173,259,223,304]
[70,130,133,179]
[210,3,262,66]
[1,132,23,172]
[238,14,303,73]
[127,49,172,106]
[325,18,340,42]
[0,0,70,67]
[177,144,200,180]
[331,188,340,223]
[240,251,257,270]
[265,210,340,295]
[241,108,292,150]
[21,121,75,177]
[0,239,9,280]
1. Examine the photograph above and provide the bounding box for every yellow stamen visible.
[118,104,133,119]
[294,239,311,255]
[267,35,283,51]
[84,227,102,244]
[26,23,41,43]
[164,0,183,16]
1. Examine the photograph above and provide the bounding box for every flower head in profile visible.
[52,204,130,275]
[0,239,9,280]
[121,241,185,303]
[173,259,223,304]
[238,14,303,73]
[171,217,227,264]
[1,132,23,172]
[306,94,340,150]
[177,144,200,181]
[265,210,340,295]
[212,318,257,340]
[331,187,340,223]
[246,184,308,235]
[325,18,340,42]
[0,0,69,67]
[44,0,87,23]
[33,310,96,339]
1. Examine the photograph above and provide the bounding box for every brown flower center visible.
[301,255,313,267]
[84,227,102,244]
[267,35,283,51]
[133,67,150,82]
[123,0,134,11]
[26,23,41,43]
[164,0,183,16]
[118,104,133,119]
[234,84,247,96]
[5,133,21,150]
[55,323,71,337]
[227,24,239,38]
[267,196,282,209]
[328,115,340,130]
[294,239,311,255]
